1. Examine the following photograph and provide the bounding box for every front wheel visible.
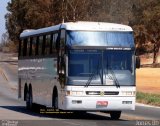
[110,111,121,120]
[52,94,58,109]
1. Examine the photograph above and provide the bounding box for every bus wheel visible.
[26,90,32,110]
[52,92,58,109]
[110,111,121,120]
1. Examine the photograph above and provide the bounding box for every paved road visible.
[0,53,159,126]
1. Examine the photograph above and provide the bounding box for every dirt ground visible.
[136,68,160,94]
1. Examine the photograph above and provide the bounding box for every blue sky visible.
[0,0,10,42]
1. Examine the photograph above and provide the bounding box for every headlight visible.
[121,91,136,96]
[66,91,83,96]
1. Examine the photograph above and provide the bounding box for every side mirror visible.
[136,56,141,69]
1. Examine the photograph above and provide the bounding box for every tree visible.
[7,0,160,60]
[131,0,160,64]
[1,32,9,46]
[5,0,28,45]
[5,0,55,50]
[5,0,110,47]
[143,0,160,63]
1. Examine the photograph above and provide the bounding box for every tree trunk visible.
[153,43,160,64]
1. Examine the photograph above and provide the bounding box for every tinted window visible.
[67,31,134,47]
[42,35,46,55]
[35,37,39,55]
[27,38,31,56]
[28,38,32,56]
[32,37,36,56]
[39,36,43,55]
[45,35,51,55]
[52,33,58,54]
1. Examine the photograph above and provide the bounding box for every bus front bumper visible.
[62,96,135,111]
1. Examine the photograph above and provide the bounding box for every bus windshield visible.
[67,50,135,86]
[68,50,102,85]
[67,31,134,47]
[103,50,135,86]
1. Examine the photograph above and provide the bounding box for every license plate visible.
[96,101,108,107]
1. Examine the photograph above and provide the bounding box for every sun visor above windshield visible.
[66,31,135,48]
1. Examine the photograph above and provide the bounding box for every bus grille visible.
[86,91,119,95]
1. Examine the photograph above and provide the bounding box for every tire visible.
[52,92,58,109]
[24,84,28,101]
[26,90,32,110]
[110,111,121,120]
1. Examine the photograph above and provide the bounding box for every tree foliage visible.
[5,0,160,63]
[1,33,9,46]
[5,0,134,44]
[131,0,160,63]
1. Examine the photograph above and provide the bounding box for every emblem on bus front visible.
[100,91,104,96]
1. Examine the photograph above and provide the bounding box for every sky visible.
[0,0,10,42]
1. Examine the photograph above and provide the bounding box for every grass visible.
[136,92,160,107]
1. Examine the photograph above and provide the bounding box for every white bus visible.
[18,21,140,119]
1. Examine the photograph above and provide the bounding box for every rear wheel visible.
[26,89,32,110]
[110,111,121,120]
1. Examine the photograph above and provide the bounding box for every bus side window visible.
[27,38,30,56]
[54,33,58,54]
[39,36,43,56]
[42,35,46,55]
[32,37,36,56]
[50,34,53,54]
[28,38,33,56]
[45,35,51,55]
[35,36,39,56]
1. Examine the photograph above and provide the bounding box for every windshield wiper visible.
[85,61,101,87]
[109,68,120,88]
[85,73,96,87]
[106,55,120,88]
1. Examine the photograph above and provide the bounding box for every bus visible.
[18,21,140,119]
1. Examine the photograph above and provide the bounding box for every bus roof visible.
[20,21,133,38]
